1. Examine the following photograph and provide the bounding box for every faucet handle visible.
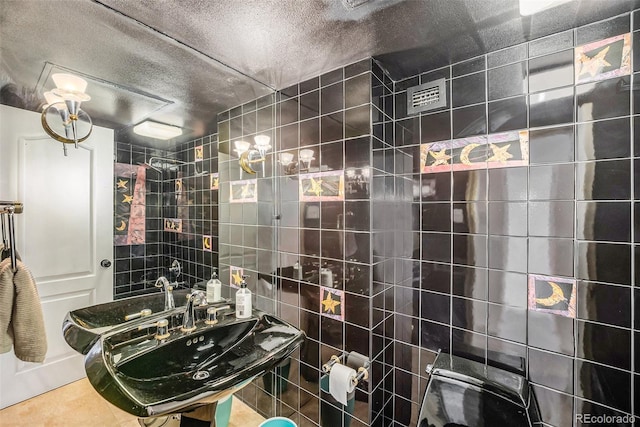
[155,319,170,340]
[136,318,170,340]
[124,308,152,321]
[205,305,231,325]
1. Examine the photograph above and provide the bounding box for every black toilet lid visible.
[418,376,531,427]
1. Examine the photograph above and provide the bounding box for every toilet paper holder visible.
[322,352,370,386]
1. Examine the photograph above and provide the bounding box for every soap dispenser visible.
[235,275,252,319]
[207,268,222,303]
[293,260,302,280]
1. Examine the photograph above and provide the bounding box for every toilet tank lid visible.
[429,352,530,406]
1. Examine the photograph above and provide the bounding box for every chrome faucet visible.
[181,290,207,332]
[155,276,175,310]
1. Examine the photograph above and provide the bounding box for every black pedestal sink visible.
[63,295,305,418]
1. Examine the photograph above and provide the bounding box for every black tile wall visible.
[164,135,220,288]
[391,11,636,426]
[114,136,220,299]
[110,10,640,427]
[217,62,387,426]
[113,142,172,299]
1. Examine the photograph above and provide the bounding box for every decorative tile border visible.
[420,130,529,173]
[299,170,345,201]
[487,130,529,169]
[575,33,631,84]
[528,274,576,318]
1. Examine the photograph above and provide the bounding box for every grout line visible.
[446,61,455,359]
[484,50,490,366]
[572,25,579,427]
[524,37,532,382]
[630,10,636,421]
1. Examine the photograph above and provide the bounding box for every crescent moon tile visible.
[528,274,576,318]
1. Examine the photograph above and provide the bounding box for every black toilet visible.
[418,352,541,427]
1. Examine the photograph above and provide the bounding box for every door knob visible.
[100,259,112,268]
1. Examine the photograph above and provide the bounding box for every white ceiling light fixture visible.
[133,121,183,140]
[519,0,574,16]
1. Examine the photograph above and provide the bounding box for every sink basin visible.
[66,301,305,418]
[63,289,191,355]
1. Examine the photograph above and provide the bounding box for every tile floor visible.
[0,378,265,427]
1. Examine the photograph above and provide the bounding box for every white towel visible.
[0,257,47,362]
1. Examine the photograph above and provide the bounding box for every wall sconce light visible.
[237,135,271,175]
[41,73,93,156]
[279,148,315,175]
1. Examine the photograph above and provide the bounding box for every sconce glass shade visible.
[51,73,91,102]
[52,73,88,93]
[234,140,251,156]
[253,135,271,155]
[298,148,315,172]
[299,149,315,162]
[133,121,183,140]
[279,152,295,166]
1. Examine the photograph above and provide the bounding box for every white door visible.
[0,105,113,408]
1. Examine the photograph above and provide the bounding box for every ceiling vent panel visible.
[407,78,446,115]
[36,62,174,129]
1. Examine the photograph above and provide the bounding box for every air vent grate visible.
[407,78,447,115]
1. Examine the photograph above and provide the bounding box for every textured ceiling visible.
[1,0,639,149]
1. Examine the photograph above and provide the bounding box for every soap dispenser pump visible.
[235,275,252,319]
[207,268,222,303]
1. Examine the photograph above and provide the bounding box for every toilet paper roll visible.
[329,363,356,406]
